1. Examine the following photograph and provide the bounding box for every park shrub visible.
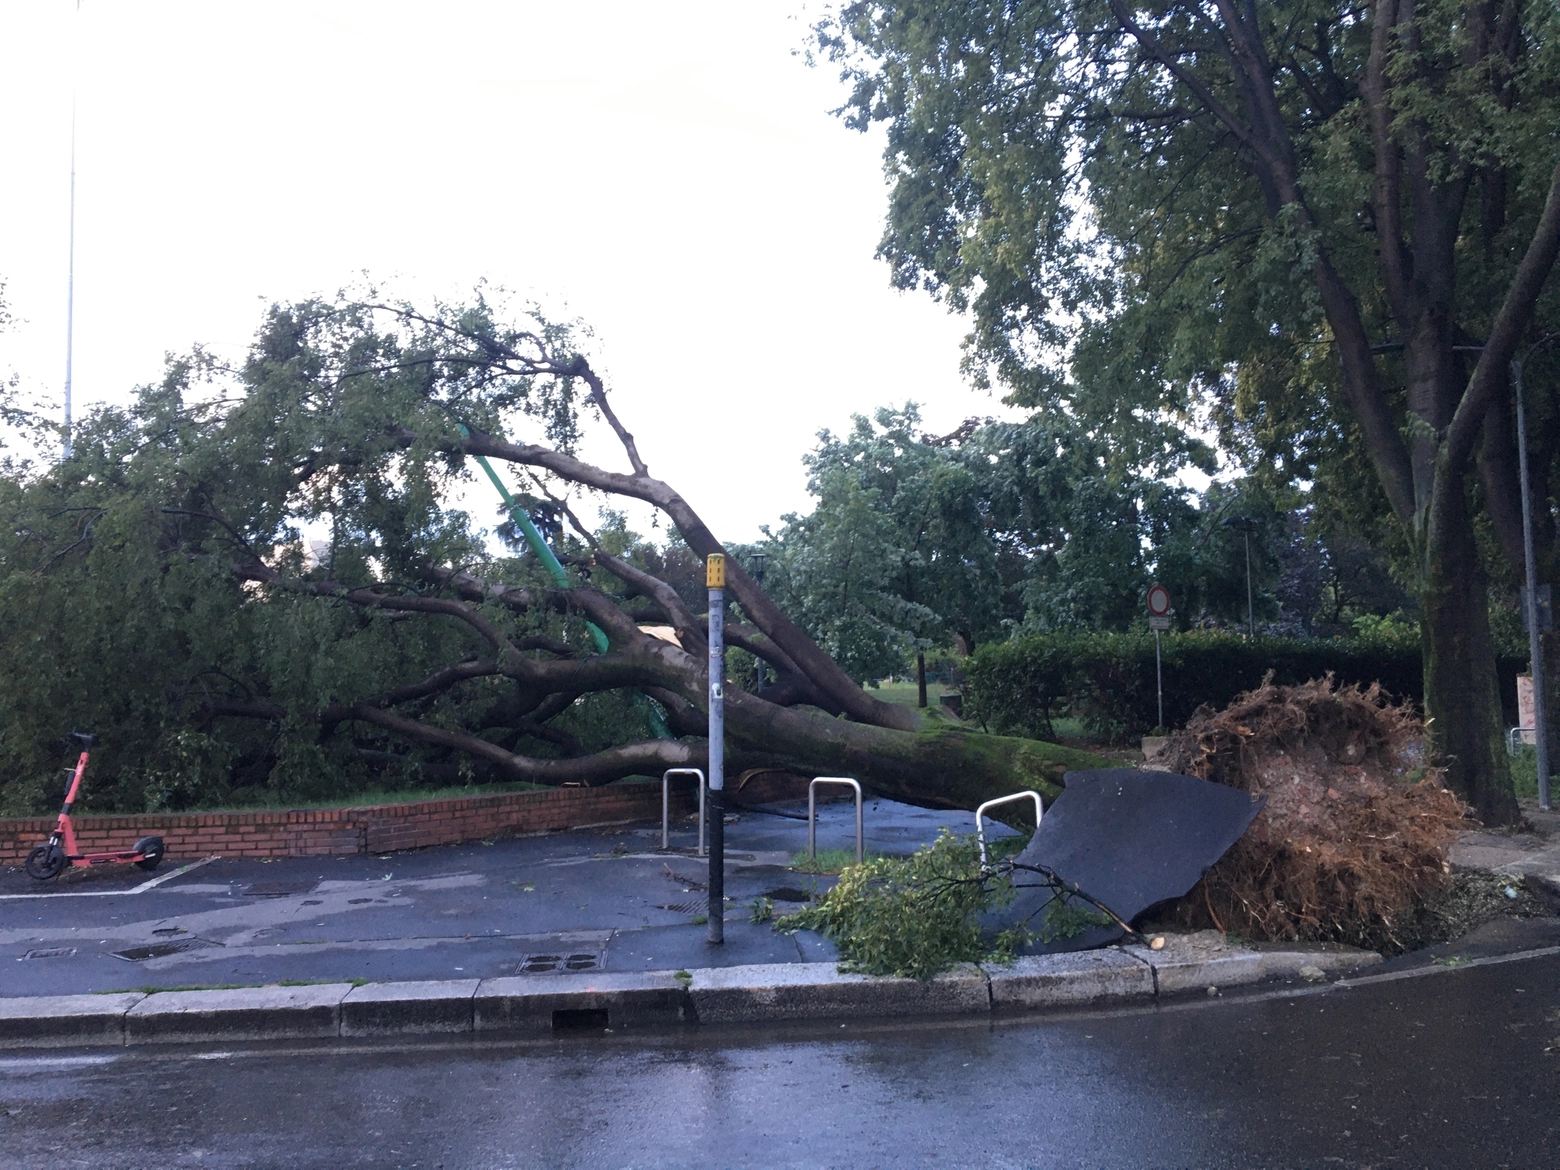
[965,629,1525,744]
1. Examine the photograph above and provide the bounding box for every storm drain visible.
[112,938,222,962]
[23,947,76,959]
[656,900,704,915]
[518,952,600,974]
[242,880,318,897]
[553,1008,609,1032]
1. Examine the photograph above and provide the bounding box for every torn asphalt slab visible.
[999,768,1265,952]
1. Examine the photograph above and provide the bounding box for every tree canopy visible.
[813,0,1560,821]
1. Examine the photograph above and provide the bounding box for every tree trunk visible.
[1421,477,1519,824]
[917,651,927,708]
[724,692,1098,811]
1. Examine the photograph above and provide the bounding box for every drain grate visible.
[112,938,222,962]
[242,880,317,897]
[656,900,704,915]
[518,952,601,974]
[24,947,76,959]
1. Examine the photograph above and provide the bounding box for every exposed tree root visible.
[1158,675,1468,951]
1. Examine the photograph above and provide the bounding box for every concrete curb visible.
[688,961,990,1024]
[0,941,1381,1050]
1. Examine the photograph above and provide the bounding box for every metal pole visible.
[1155,629,1163,730]
[63,94,76,461]
[1514,360,1551,810]
[706,554,726,944]
[1244,531,1254,642]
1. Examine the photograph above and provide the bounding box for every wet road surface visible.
[3,949,1557,1168]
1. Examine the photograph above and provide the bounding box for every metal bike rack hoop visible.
[808,776,864,865]
[975,790,1044,869]
[662,768,706,856]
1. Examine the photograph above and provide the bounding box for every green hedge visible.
[965,630,1523,744]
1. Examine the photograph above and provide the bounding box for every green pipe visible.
[458,425,669,738]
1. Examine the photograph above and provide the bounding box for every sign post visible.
[706,553,726,944]
[1147,585,1172,731]
[1515,358,1552,810]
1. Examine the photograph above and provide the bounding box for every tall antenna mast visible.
[63,88,76,462]
[62,2,82,461]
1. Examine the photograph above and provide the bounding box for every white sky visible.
[0,1,1021,543]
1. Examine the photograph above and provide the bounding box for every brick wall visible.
[0,781,698,866]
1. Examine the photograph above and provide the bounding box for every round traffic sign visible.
[1146,584,1172,617]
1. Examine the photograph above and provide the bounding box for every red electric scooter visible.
[25,734,165,881]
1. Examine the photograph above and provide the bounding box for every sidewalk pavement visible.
[1448,800,1560,894]
[2,791,1554,1047]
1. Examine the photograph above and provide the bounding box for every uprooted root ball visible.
[1157,675,1468,952]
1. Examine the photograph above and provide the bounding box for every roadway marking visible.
[0,856,219,901]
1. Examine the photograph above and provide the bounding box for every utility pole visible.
[706,553,726,944]
[1514,357,1552,810]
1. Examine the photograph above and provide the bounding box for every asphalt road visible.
[3,949,1556,1169]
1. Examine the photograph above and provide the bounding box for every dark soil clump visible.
[1386,871,1547,954]
[1158,675,1469,951]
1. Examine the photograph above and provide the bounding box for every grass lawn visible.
[176,779,555,815]
[869,680,930,708]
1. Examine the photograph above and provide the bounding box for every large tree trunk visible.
[723,694,1097,811]
[1422,471,1518,823]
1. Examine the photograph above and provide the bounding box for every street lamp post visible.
[1222,516,1259,641]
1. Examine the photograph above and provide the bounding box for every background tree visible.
[814,0,1560,821]
[761,406,1009,702]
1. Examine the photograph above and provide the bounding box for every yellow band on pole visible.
[706,553,726,588]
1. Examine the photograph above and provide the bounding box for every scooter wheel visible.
[133,837,165,871]
[25,845,67,881]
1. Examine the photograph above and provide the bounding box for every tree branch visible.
[1447,160,1560,467]
[1363,0,1414,322]
[459,426,922,731]
[343,703,696,786]
[237,561,514,649]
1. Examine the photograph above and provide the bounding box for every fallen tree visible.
[0,296,1101,813]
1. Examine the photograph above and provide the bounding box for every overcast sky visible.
[0,1,1022,542]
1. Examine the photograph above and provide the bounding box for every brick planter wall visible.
[0,781,697,866]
